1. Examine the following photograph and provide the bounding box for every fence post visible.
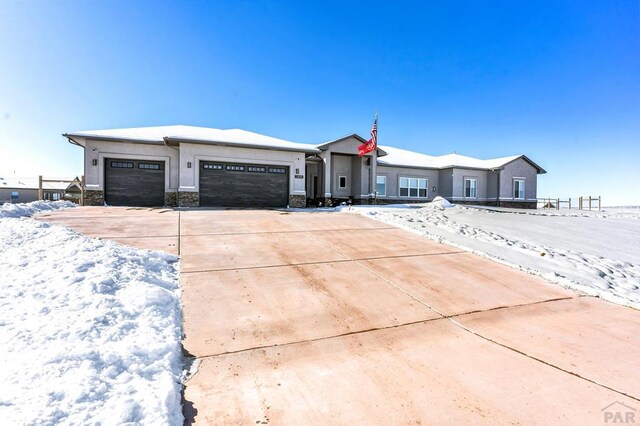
[599,196,601,211]
[569,197,571,209]
[38,175,43,201]
[588,196,592,211]
[80,175,85,206]
[556,198,559,210]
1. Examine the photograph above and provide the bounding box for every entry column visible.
[323,153,332,205]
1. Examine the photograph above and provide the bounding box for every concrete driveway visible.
[37,207,640,424]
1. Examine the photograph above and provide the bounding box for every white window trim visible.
[513,178,525,200]
[399,176,429,199]
[464,178,478,199]
[376,175,387,197]
[338,175,348,189]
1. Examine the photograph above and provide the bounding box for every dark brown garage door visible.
[199,161,289,207]
[104,158,165,207]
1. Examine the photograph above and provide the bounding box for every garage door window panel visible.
[111,161,134,169]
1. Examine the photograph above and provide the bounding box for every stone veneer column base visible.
[164,192,178,207]
[83,190,104,206]
[288,195,306,208]
[178,192,200,207]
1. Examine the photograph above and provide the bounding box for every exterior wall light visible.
[92,159,97,166]
[433,186,437,192]
[187,162,192,168]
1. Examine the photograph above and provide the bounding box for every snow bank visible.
[0,200,76,218]
[351,204,640,309]
[0,206,183,424]
[421,196,454,210]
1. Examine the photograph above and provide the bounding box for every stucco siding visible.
[331,154,352,198]
[487,171,499,199]
[499,158,538,200]
[438,170,453,198]
[375,165,439,201]
[0,188,39,203]
[83,140,178,192]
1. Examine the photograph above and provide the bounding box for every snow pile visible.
[351,204,640,308]
[422,196,454,210]
[0,206,183,424]
[0,200,76,218]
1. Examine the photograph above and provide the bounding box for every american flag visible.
[358,113,378,156]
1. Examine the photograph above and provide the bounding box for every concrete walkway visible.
[37,207,640,424]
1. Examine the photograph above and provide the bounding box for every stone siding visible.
[288,195,306,208]
[179,192,200,207]
[164,192,177,207]
[498,200,537,209]
[84,190,104,206]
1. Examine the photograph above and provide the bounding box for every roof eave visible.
[317,133,369,149]
[501,155,547,174]
[163,137,320,153]
[64,133,165,145]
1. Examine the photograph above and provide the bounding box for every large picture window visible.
[399,177,428,198]
[376,176,387,196]
[464,178,477,198]
[513,179,525,199]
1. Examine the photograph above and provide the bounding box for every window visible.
[11,191,18,200]
[513,179,525,199]
[226,165,245,172]
[268,167,287,174]
[247,166,266,173]
[338,175,347,189]
[202,163,223,170]
[376,176,387,196]
[399,177,428,198]
[138,163,160,170]
[464,178,477,198]
[52,193,61,201]
[111,161,133,168]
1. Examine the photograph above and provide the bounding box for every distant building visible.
[64,125,545,209]
[0,177,82,204]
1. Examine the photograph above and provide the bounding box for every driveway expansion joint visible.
[179,251,467,274]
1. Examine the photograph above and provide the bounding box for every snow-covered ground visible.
[347,199,640,309]
[0,202,184,424]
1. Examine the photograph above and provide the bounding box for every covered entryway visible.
[104,158,165,207]
[199,161,289,207]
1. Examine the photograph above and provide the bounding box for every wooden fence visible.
[537,196,601,211]
[38,176,85,205]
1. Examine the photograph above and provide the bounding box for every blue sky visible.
[1,1,638,204]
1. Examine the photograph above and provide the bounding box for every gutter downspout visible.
[163,138,180,207]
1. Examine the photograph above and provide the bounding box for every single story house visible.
[64,125,545,209]
[0,177,80,204]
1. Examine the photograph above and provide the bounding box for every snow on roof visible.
[65,125,319,153]
[377,145,524,171]
[0,177,73,191]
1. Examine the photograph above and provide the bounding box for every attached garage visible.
[199,161,289,207]
[104,158,165,207]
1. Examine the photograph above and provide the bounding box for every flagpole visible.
[373,112,378,204]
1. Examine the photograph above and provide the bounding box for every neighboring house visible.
[64,125,545,209]
[0,177,69,204]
